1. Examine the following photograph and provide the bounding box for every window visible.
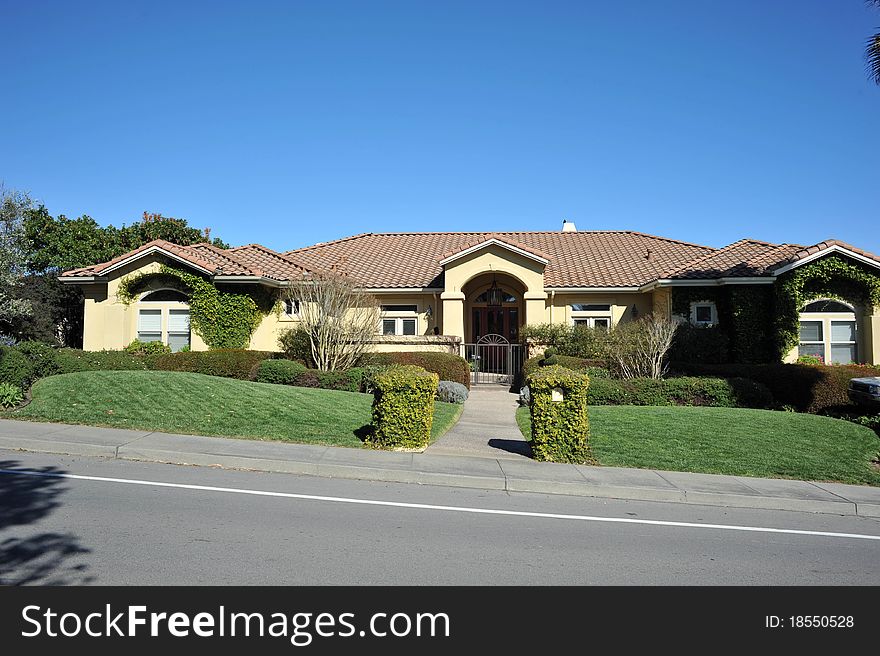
[475,290,516,304]
[689,301,717,326]
[137,307,191,352]
[137,309,162,344]
[380,303,418,336]
[382,318,416,335]
[570,302,612,328]
[141,289,189,302]
[573,317,610,330]
[381,304,418,313]
[798,299,858,364]
[283,299,300,316]
[570,304,610,312]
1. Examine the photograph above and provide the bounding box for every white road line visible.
[1,467,878,542]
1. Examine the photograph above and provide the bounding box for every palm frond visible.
[868,32,880,85]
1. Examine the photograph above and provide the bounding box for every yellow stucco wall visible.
[543,292,653,327]
[784,306,880,365]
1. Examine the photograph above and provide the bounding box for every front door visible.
[472,307,519,342]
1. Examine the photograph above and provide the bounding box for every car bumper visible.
[848,390,880,407]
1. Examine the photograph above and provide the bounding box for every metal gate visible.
[461,334,524,386]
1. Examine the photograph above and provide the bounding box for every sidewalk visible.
[1,417,879,517]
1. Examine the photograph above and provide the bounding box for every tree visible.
[0,186,34,328]
[867,1,880,85]
[607,315,681,380]
[282,271,380,371]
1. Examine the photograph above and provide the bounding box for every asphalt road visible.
[2,450,879,585]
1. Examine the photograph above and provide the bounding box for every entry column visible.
[441,291,465,339]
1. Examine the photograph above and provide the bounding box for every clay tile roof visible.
[781,239,880,268]
[665,239,804,279]
[226,243,310,281]
[439,233,551,262]
[187,243,259,276]
[60,240,225,277]
[286,231,715,288]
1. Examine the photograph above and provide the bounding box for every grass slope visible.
[516,405,880,486]
[9,371,462,448]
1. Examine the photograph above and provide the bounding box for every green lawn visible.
[516,405,880,486]
[8,371,462,449]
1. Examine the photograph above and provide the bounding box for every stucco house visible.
[59,222,880,366]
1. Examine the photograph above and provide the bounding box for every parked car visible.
[848,377,880,407]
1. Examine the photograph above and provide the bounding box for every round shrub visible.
[0,346,35,389]
[277,327,314,367]
[255,359,308,385]
[124,339,171,355]
[437,380,468,404]
[14,341,60,379]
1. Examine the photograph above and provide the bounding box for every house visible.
[59,222,880,365]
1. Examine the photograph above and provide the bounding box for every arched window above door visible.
[474,288,516,304]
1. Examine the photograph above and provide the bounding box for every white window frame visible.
[283,299,300,317]
[379,305,419,336]
[689,301,718,327]
[798,299,858,364]
[136,297,191,352]
[573,317,611,330]
[570,303,612,329]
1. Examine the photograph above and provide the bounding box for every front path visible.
[426,386,531,459]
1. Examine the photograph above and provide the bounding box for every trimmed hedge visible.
[368,365,439,450]
[152,349,271,380]
[527,365,592,464]
[0,347,34,390]
[292,368,365,393]
[363,352,470,389]
[13,341,61,379]
[55,349,157,373]
[522,354,609,381]
[124,340,171,355]
[672,362,880,414]
[254,359,308,385]
[588,376,772,408]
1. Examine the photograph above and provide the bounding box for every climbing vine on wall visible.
[117,265,276,349]
[775,254,880,360]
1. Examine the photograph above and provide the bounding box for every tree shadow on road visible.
[0,459,94,585]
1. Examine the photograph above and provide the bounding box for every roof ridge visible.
[232,242,312,273]
[285,232,373,254]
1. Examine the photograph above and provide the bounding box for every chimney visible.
[562,219,577,232]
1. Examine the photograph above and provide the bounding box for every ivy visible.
[775,254,880,360]
[117,266,276,350]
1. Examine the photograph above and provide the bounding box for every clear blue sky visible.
[2,0,877,254]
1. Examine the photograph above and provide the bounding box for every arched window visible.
[798,299,857,364]
[474,288,516,304]
[137,289,190,352]
[140,289,189,302]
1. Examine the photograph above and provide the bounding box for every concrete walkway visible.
[2,417,880,517]
[426,386,531,459]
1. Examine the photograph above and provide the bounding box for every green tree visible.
[0,186,34,327]
[867,1,880,85]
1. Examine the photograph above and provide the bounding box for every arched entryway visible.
[463,272,525,344]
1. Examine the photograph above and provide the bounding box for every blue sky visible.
[2,1,878,254]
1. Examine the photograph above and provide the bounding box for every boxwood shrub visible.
[363,352,470,389]
[0,347,34,389]
[254,359,308,385]
[522,354,609,381]
[588,376,772,408]
[13,341,61,379]
[671,362,880,413]
[367,365,438,450]
[526,365,592,464]
[152,349,271,380]
[55,348,157,373]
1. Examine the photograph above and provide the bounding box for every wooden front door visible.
[472,307,519,343]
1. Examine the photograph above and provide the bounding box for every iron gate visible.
[461,334,524,385]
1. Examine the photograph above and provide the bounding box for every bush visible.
[153,349,271,380]
[0,346,35,389]
[521,323,614,359]
[124,339,172,355]
[0,381,24,408]
[254,359,308,385]
[671,362,880,414]
[363,352,470,389]
[290,368,365,392]
[522,355,609,381]
[368,365,439,450]
[669,324,730,364]
[588,376,772,408]
[54,349,157,373]
[277,326,314,366]
[527,365,592,463]
[14,341,60,379]
[437,380,468,404]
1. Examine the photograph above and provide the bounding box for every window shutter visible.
[138,309,162,332]
[168,310,190,333]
